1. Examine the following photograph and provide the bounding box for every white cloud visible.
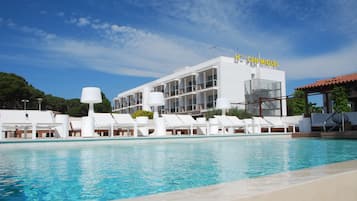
[40,32,209,77]
[3,0,357,81]
[20,26,56,40]
[2,19,56,40]
[136,0,357,80]
[1,18,213,77]
[57,12,65,17]
[281,43,357,79]
[77,17,90,27]
[91,22,109,30]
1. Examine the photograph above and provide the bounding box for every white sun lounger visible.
[93,113,116,136]
[69,117,82,137]
[208,118,219,134]
[177,115,208,135]
[264,116,295,133]
[214,115,246,134]
[226,116,247,134]
[252,117,273,133]
[162,114,192,135]
[111,113,138,137]
[0,110,61,139]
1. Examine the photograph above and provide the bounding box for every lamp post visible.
[148,92,165,119]
[37,98,43,111]
[80,87,102,137]
[21,99,29,110]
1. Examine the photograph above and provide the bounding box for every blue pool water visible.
[0,137,357,200]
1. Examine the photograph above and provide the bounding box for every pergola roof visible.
[296,73,357,92]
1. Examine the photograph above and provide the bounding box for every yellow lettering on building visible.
[234,54,279,68]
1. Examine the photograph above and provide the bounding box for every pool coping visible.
[119,160,357,201]
[0,133,291,144]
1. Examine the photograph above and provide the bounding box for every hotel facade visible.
[113,56,287,117]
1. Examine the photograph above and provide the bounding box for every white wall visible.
[114,56,287,116]
[219,61,252,107]
[219,61,286,115]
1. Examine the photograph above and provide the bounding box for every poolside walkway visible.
[120,160,357,201]
[292,130,357,139]
[0,133,291,144]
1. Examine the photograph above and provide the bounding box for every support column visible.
[32,123,37,139]
[133,125,138,137]
[324,93,330,113]
[0,123,3,140]
[110,123,114,137]
[304,91,309,117]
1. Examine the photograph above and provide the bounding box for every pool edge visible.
[119,160,357,201]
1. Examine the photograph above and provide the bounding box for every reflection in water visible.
[0,138,356,200]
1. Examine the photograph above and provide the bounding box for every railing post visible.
[342,112,345,132]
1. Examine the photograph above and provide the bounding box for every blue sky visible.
[1,0,356,104]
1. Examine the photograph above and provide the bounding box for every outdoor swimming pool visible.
[1,136,357,200]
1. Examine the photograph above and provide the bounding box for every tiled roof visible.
[297,73,357,90]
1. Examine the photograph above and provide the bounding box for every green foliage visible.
[131,110,153,119]
[204,109,221,119]
[94,92,112,113]
[287,90,306,115]
[0,72,112,116]
[288,90,325,115]
[66,98,88,117]
[331,86,351,113]
[308,103,323,113]
[227,108,253,119]
[0,72,45,109]
[43,95,67,112]
[205,108,252,119]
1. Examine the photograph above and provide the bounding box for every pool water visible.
[1,137,357,200]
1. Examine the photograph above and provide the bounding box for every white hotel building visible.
[113,56,287,117]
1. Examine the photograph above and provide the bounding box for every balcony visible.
[205,80,217,88]
[206,101,216,109]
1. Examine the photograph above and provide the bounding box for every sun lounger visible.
[135,116,150,136]
[196,117,209,135]
[0,110,61,139]
[208,118,219,135]
[225,116,247,134]
[111,113,138,137]
[162,114,192,135]
[252,117,272,133]
[263,116,290,133]
[177,115,208,135]
[283,115,303,132]
[214,115,246,134]
[93,113,116,136]
[69,117,82,137]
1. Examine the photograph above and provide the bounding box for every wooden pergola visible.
[296,73,357,115]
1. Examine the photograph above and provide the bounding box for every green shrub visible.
[227,108,253,119]
[132,110,153,119]
[204,109,222,119]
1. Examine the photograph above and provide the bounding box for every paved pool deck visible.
[0,133,290,145]
[120,160,357,201]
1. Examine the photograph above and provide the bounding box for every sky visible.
[1,0,356,104]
